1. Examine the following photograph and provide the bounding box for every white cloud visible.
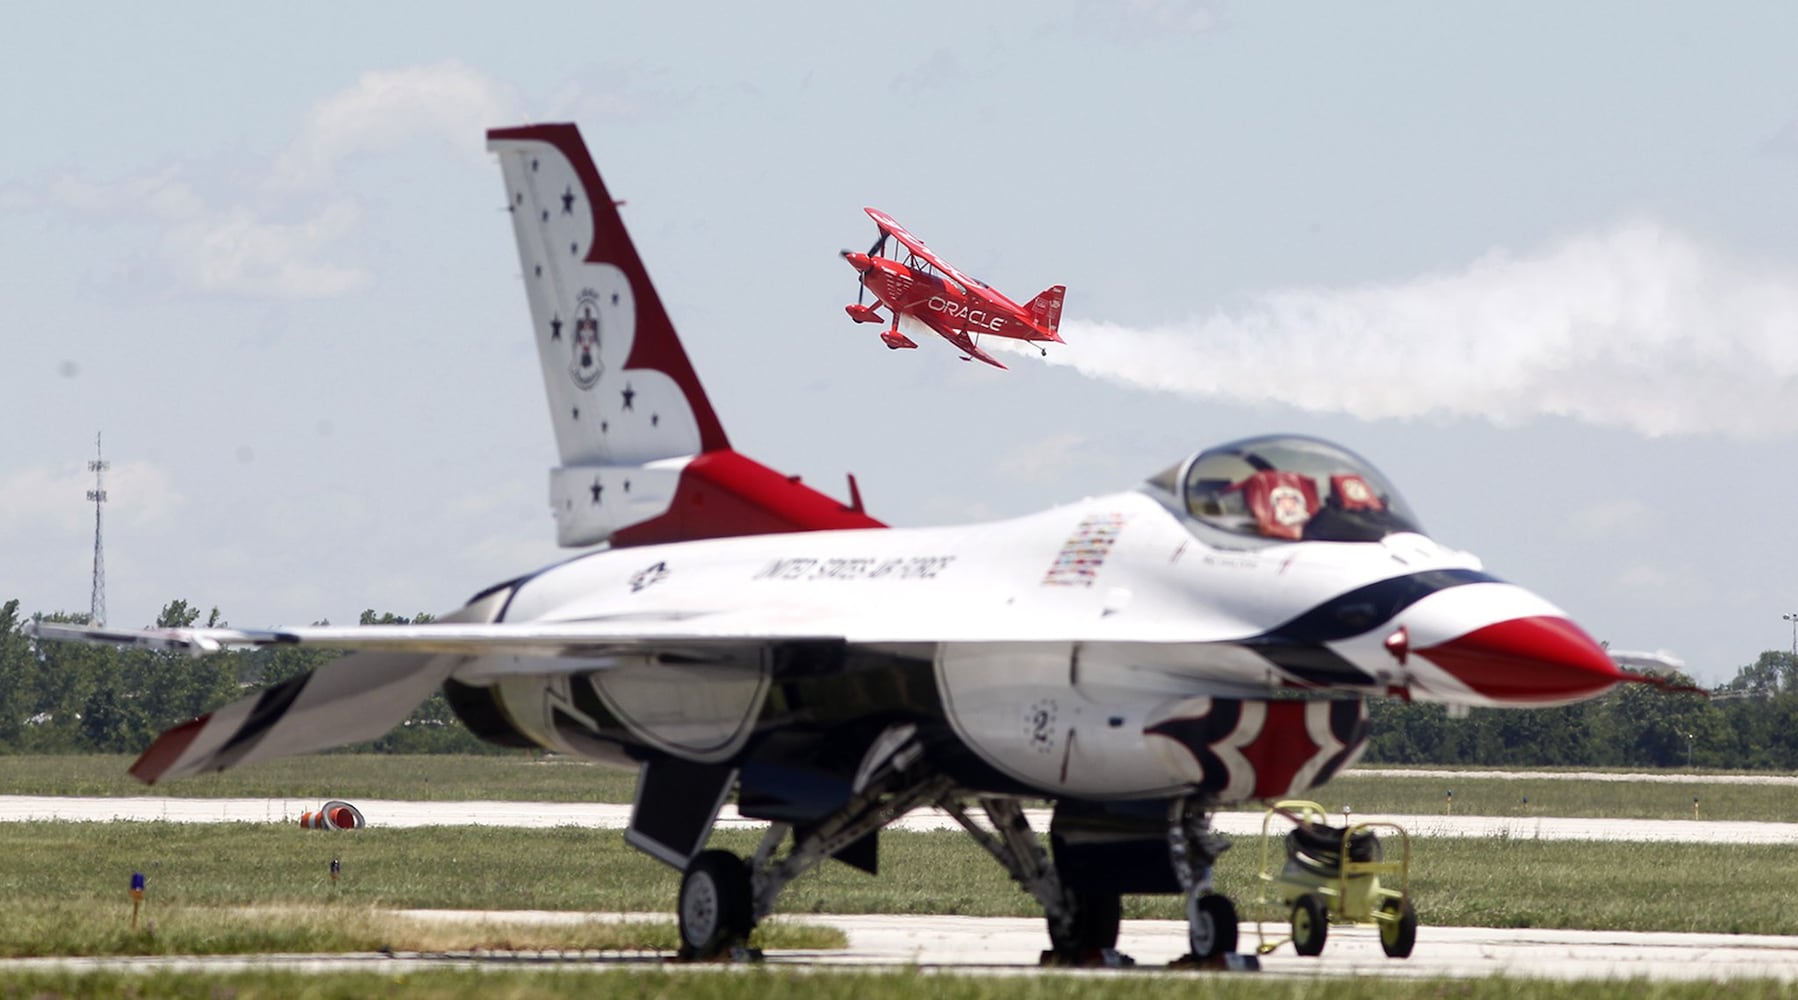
[42,62,514,300]
[1076,0,1225,39]
[0,185,34,211]
[50,169,205,221]
[1048,222,1798,438]
[891,50,969,95]
[166,199,368,297]
[996,432,1095,482]
[0,461,183,538]
[1569,499,1653,538]
[269,61,515,191]
[1615,564,1676,592]
[1763,113,1798,156]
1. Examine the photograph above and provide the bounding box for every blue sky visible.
[4,2,1797,685]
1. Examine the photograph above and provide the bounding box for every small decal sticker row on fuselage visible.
[1043,513,1129,587]
[752,556,957,581]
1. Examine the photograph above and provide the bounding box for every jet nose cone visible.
[1414,615,1624,706]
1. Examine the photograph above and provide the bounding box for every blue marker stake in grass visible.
[130,872,145,930]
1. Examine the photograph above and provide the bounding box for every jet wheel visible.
[1049,891,1122,960]
[1290,893,1329,957]
[678,849,753,960]
[1187,891,1239,959]
[1378,897,1418,959]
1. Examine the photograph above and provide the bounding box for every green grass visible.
[0,901,834,958]
[0,969,1789,1000]
[3,755,1791,823]
[2,819,1797,957]
[0,754,640,802]
[1281,771,1783,822]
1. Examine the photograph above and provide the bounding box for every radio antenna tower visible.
[86,433,109,626]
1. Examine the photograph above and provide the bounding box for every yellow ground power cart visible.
[1253,800,1418,958]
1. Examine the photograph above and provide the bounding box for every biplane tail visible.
[488,124,883,548]
[1027,284,1066,340]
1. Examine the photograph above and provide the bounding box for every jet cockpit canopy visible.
[1153,434,1424,543]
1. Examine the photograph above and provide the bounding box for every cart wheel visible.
[1378,897,1418,959]
[1187,892,1239,959]
[1290,893,1329,957]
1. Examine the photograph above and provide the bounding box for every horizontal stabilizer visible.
[129,649,456,784]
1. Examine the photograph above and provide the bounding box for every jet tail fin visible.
[1027,284,1066,339]
[487,124,883,547]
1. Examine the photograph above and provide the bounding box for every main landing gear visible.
[670,743,1247,969]
[1167,798,1244,967]
[675,729,951,961]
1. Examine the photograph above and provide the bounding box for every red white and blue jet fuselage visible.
[33,122,1639,966]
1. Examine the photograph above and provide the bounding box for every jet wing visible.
[34,616,819,785]
[28,618,823,660]
[127,648,460,784]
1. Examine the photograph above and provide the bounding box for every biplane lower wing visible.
[938,328,1008,370]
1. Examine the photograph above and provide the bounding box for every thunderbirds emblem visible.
[571,289,604,389]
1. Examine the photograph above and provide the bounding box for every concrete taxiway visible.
[3,795,1794,843]
[1,913,1796,982]
[6,784,1798,982]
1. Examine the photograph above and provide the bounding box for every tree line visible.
[3,597,1794,770]
[0,599,500,756]
[1365,649,1798,770]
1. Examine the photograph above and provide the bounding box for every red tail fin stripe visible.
[486,123,730,454]
[612,449,885,547]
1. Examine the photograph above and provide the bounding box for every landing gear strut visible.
[1169,797,1241,963]
[942,798,1131,967]
[674,727,948,961]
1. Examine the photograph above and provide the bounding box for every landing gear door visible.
[591,645,772,764]
[626,757,738,870]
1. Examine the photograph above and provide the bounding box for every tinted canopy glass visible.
[1179,435,1423,542]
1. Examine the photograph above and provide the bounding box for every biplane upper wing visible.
[864,207,986,292]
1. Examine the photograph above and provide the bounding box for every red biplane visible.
[841,208,1065,369]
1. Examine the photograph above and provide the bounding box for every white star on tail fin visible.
[488,124,884,547]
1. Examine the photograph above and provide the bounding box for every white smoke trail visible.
[1050,222,1798,437]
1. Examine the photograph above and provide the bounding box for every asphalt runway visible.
[4,795,1795,843]
[3,912,1796,982]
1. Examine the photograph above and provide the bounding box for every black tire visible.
[1048,891,1122,961]
[1188,892,1239,959]
[678,849,753,959]
[1290,893,1329,957]
[1378,897,1418,959]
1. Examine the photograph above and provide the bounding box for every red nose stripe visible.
[1415,616,1624,703]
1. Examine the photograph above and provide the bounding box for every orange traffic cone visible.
[298,800,365,830]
